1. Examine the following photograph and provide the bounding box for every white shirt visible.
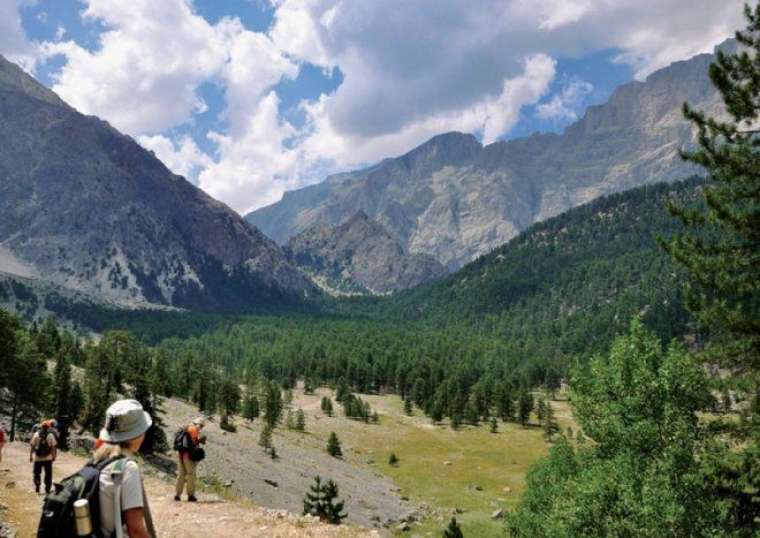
[99,458,145,536]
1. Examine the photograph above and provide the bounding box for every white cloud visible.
[38,0,234,135]
[1,0,747,214]
[137,134,213,183]
[538,0,593,30]
[536,77,594,121]
[198,91,303,213]
[0,0,38,71]
[298,54,555,167]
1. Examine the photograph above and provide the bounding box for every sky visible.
[0,0,746,214]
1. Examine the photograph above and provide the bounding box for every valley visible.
[1,2,758,537]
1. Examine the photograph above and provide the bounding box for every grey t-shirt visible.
[99,458,145,535]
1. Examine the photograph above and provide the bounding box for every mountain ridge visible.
[0,54,316,312]
[247,41,728,269]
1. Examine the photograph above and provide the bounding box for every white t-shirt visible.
[99,458,145,536]
[30,431,57,462]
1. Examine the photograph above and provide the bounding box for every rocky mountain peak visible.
[248,41,725,269]
[0,54,65,107]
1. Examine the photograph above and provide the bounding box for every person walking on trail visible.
[30,420,57,494]
[94,399,157,538]
[174,417,206,502]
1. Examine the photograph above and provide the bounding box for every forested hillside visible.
[383,177,705,358]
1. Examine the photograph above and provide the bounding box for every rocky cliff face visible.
[0,55,315,311]
[287,212,446,295]
[248,42,729,270]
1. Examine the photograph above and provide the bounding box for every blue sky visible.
[0,0,743,213]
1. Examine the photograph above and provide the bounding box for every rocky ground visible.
[0,442,378,537]
[159,393,415,530]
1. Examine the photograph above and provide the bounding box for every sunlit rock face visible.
[248,42,728,271]
[287,211,446,295]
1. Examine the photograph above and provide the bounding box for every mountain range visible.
[0,39,728,316]
[0,54,313,312]
[247,41,731,271]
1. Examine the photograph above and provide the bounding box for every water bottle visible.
[73,498,94,537]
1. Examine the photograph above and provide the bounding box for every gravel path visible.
[0,442,378,537]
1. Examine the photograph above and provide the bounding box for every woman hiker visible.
[93,399,157,538]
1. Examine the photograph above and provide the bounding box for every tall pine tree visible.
[667,3,760,417]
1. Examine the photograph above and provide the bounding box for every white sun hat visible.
[99,399,152,443]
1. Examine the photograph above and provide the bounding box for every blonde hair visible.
[93,441,131,463]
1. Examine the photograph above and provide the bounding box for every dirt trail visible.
[0,442,377,537]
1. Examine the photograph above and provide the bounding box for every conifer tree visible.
[321,396,334,417]
[82,344,114,437]
[303,476,347,524]
[259,424,273,452]
[451,413,462,430]
[666,3,760,411]
[263,381,283,428]
[219,376,241,422]
[6,332,49,441]
[464,400,479,425]
[52,348,82,450]
[404,396,413,416]
[243,387,260,422]
[431,401,444,423]
[536,397,546,424]
[490,416,498,434]
[295,408,306,432]
[544,366,562,400]
[388,452,399,466]
[543,401,559,441]
[286,409,296,430]
[36,317,61,359]
[443,517,464,538]
[327,432,342,457]
[518,391,534,427]
[304,378,316,395]
[303,476,324,519]
[321,479,347,524]
[335,378,350,402]
[0,310,19,389]
[496,383,514,422]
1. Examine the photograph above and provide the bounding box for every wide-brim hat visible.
[99,399,152,443]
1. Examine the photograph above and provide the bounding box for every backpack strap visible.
[110,458,127,538]
[108,457,156,538]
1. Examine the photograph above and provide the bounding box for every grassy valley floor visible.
[285,387,575,537]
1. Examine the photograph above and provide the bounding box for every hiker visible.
[30,420,57,494]
[174,417,206,502]
[94,399,157,538]
[0,423,5,462]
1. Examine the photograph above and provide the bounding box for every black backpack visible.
[35,428,52,458]
[37,456,123,538]
[173,428,191,452]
